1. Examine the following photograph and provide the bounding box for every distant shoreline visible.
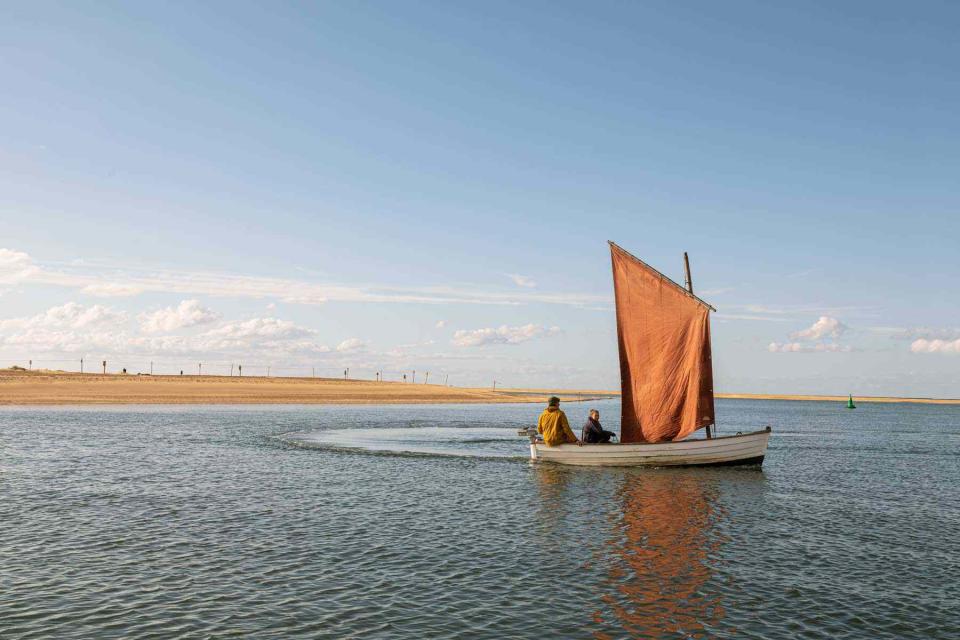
[716,393,960,405]
[0,369,618,406]
[0,370,956,406]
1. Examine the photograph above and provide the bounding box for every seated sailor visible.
[581,409,615,444]
[537,396,579,446]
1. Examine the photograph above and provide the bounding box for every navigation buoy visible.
[847,394,856,409]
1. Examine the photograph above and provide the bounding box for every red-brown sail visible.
[610,242,715,443]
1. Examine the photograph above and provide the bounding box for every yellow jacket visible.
[537,408,578,446]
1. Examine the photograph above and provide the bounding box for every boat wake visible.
[279,426,526,459]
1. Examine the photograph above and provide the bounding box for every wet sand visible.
[0,369,618,405]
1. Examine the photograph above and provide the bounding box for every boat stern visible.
[517,426,541,460]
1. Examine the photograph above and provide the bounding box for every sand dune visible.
[0,369,618,405]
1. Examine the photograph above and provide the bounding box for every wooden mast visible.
[684,252,713,439]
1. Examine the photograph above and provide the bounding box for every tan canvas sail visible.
[610,242,715,443]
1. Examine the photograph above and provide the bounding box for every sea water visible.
[1,399,958,638]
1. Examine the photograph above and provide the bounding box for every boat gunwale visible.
[535,438,767,457]
[533,427,771,452]
[540,454,767,468]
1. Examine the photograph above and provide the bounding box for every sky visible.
[2,1,959,395]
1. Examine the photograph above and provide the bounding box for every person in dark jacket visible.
[581,409,615,444]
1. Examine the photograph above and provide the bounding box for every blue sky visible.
[2,1,959,394]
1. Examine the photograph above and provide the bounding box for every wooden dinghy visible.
[528,242,771,467]
[529,428,770,467]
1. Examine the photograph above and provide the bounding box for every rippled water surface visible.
[2,399,959,639]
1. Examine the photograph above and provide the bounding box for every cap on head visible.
[548,396,560,407]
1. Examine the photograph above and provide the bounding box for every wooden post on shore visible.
[198,362,202,376]
[493,380,497,391]
[412,370,416,384]
[445,373,449,386]
[150,361,154,375]
[80,358,84,374]
[267,366,270,377]
[684,251,712,440]
[29,359,32,371]
[102,360,106,375]
[239,364,243,377]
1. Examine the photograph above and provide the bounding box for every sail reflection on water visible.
[594,471,727,639]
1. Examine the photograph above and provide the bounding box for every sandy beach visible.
[0,369,618,405]
[1,370,957,406]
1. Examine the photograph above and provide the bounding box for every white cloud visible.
[768,342,851,353]
[81,283,143,297]
[507,274,537,288]
[452,324,561,347]
[193,318,331,356]
[910,338,960,354]
[0,302,330,359]
[714,313,792,322]
[280,294,328,305]
[0,248,39,284]
[0,249,615,308]
[0,302,126,331]
[435,320,446,329]
[0,302,129,353]
[791,316,847,340]
[888,327,960,341]
[745,305,794,315]
[336,338,366,352]
[39,263,592,306]
[766,316,852,353]
[139,300,220,333]
[1,328,123,353]
[204,317,312,340]
[699,287,734,296]
[394,339,434,350]
[730,304,872,320]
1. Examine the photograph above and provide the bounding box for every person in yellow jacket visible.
[537,396,580,446]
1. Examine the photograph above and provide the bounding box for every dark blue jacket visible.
[581,417,613,443]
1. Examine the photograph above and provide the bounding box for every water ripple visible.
[2,400,959,638]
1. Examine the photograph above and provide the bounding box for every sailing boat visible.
[528,242,771,467]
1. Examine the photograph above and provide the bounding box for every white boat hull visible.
[530,427,771,467]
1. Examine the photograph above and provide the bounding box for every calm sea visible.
[1,399,958,639]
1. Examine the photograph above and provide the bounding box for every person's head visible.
[589,409,600,421]
[547,396,560,410]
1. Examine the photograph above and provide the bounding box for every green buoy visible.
[846,394,856,409]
